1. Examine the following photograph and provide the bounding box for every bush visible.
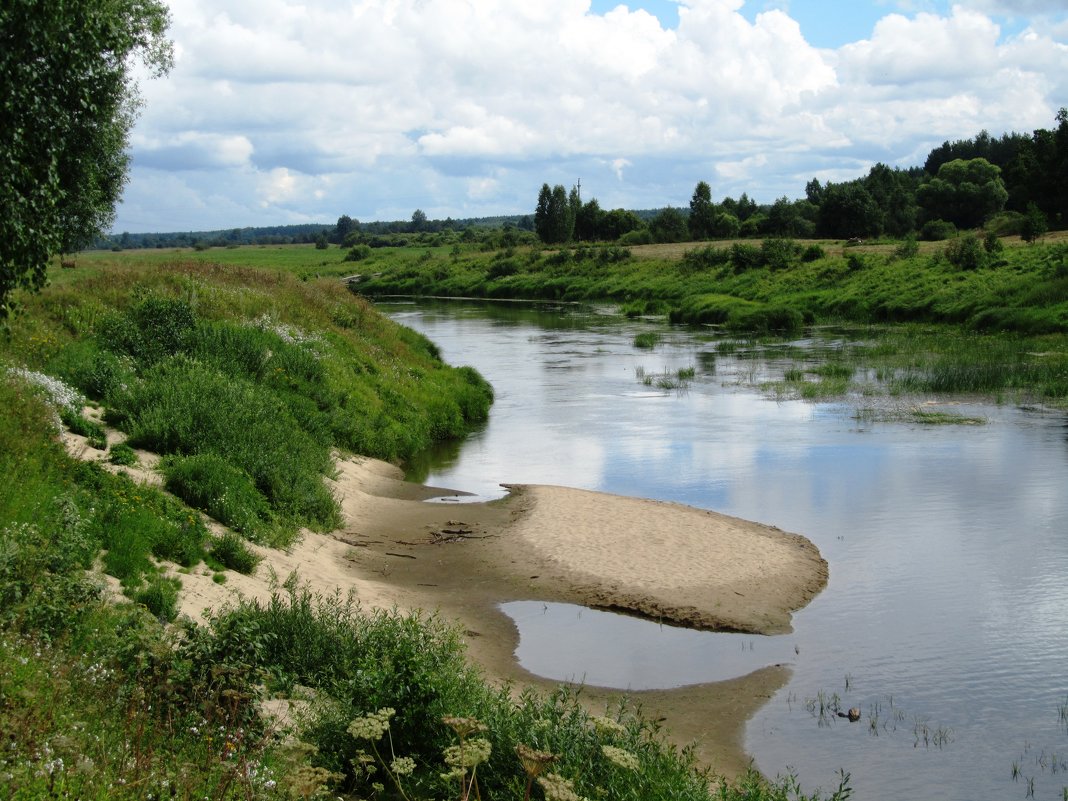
[99,295,197,366]
[986,210,1025,238]
[60,408,107,449]
[108,442,138,466]
[116,356,338,534]
[729,243,762,273]
[486,258,518,279]
[344,244,373,262]
[983,231,1004,254]
[619,228,653,246]
[945,234,987,270]
[761,238,801,271]
[893,235,919,259]
[801,244,826,262]
[211,530,262,574]
[132,575,181,622]
[683,245,731,271]
[920,219,957,241]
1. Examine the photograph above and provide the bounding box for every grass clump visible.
[162,451,277,542]
[633,331,661,349]
[107,441,138,466]
[210,530,263,575]
[131,574,182,622]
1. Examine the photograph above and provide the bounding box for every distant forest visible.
[98,111,1066,251]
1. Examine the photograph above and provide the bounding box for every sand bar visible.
[67,430,828,779]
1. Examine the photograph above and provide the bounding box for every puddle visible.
[500,601,796,690]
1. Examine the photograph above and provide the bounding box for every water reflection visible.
[382,299,1068,801]
[501,601,796,690]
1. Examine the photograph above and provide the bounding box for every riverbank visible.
[166,453,827,778]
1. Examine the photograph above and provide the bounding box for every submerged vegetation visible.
[0,258,849,799]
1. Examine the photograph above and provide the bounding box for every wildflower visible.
[601,745,639,771]
[348,707,395,741]
[537,772,589,801]
[443,738,492,769]
[441,715,487,738]
[390,756,416,776]
[515,743,557,777]
[591,716,627,738]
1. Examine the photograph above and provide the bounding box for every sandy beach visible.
[68,428,827,779]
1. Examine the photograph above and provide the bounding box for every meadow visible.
[0,255,848,799]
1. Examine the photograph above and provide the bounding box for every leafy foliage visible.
[0,0,172,319]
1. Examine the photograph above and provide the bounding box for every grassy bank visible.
[73,241,1068,407]
[1,260,847,799]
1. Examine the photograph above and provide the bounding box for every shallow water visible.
[380,299,1068,801]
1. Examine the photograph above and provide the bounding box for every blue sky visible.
[591,1,1045,46]
[114,0,1068,232]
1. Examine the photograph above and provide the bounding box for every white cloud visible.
[113,0,1068,231]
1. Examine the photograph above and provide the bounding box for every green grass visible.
[210,530,263,575]
[301,236,1068,403]
[633,331,661,349]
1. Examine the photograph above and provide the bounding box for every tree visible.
[335,215,358,243]
[1,0,173,319]
[649,207,688,243]
[574,198,603,241]
[916,158,1008,229]
[599,208,644,241]
[816,182,882,239]
[688,181,716,240]
[533,183,574,244]
[1020,202,1048,243]
[410,209,428,232]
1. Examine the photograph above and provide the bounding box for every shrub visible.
[683,245,731,271]
[983,231,1004,254]
[619,228,653,246]
[486,259,518,279]
[116,356,338,533]
[344,244,373,262]
[1021,202,1049,244]
[59,408,107,449]
[986,210,1025,237]
[108,442,138,466]
[729,243,762,273]
[761,238,801,271]
[920,219,957,241]
[893,235,919,259]
[211,530,262,575]
[801,244,826,262]
[132,575,181,622]
[945,234,987,270]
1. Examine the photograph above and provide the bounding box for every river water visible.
[379,298,1068,801]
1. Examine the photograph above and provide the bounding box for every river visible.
[379,298,1068,801]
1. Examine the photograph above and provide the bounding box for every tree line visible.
[533,110,1067,246]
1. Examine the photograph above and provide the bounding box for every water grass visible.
[633,331,661,349]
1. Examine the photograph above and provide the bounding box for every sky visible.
[113,0,1068,233]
